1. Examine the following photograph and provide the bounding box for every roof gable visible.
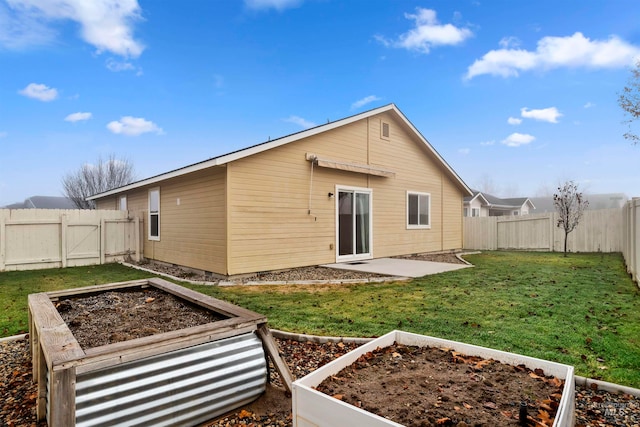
[88,104,472,200]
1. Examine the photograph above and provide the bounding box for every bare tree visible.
[475,173,499,195]
[62,155,135,209]
[619,60,640,144]
[553,181,589,256]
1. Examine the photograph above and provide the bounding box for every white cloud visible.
[480,140,495,146]
[507,117,522,125]
[466,32,640,79]
[3,0,144,57]
[284,115,316,129]
[521,107,562,123]
[351,95,382,110]
[499,36,521,49]
[18,83,58,101]
[502,132,535,147]
[244,0,302,11]
[458,148,470,155]
[106,58,143,75]
[64,112,92,122]
[106,116,163,136]
[376,8,472,54]
[584,102,595,109]
[0,1,56,49]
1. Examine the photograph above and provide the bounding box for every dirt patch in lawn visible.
[315,343,565,427]
[55,287,227,349]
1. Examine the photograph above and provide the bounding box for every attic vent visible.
[381,121,390,140]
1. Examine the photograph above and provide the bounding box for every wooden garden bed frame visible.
[28,277,293,426]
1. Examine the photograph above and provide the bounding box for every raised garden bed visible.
[28,278,285,427]
[292,330,575,427]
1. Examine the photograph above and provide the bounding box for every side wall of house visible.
[226,111,465,275]
[95,167,227,274]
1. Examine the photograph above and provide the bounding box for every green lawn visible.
[2,252,639,388]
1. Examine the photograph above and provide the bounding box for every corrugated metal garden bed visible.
[28,278,277,427]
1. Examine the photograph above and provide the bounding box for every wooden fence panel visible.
[464,208,622,253]
[0,209,140,272]
[622,199,640,285]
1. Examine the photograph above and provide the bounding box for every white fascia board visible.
[88,104,398,201]
[391,106,472,197]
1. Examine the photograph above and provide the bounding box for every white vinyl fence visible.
[0,209,141,272]
[464,208,623,253]
[622,198,640,285]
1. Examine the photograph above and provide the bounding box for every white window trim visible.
[148,187,160,241]
[472,207,480,217]
[335,185,373,262]
[406,191,431,229]
[119,195,127,211]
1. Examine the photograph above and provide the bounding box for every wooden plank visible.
[44,279,150,300]
[148,277,266,320]
[257,324,293,395]
[35,342,47,421]
[50,366,75,427]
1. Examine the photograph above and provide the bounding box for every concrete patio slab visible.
[321,257,470,278]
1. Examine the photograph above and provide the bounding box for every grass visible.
[0,264,152,337]
[1,252,639,387]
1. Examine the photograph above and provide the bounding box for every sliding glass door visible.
[337,187,372,260]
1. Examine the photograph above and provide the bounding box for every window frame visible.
[148,187,160,241]
[471,207,480,217]
[406,191,431,229]
[119,195,127,211]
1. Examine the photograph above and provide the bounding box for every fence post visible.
[134,217,141,262]
[0,214,5,271]
[100,218,106,265]
[60,214,68,268]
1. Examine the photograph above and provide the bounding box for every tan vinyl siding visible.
[93,167,227,274]
[227,121,368,275]
[226,113,466,274]
[442,175,464,250]
[368,113,449,256]
[95,197,118,210]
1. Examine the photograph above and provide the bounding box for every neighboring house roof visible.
[88,103,473,200]
[3,196,77,209]
[530,193,628,214]
[464,190,535,210]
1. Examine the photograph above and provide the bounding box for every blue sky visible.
[1,0,640,206]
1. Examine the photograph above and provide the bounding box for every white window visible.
[149,188,160,241]
[464,207,469,217]
[407,191,430,228]
[472,208,480,217]
[119,195,127,211]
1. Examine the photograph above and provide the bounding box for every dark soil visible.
[315,343,565,427]
[55,287,227,349]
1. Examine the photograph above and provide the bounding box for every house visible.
[464,190,535,217]
[3,196,77,209]
[529,193,627,214]
[89,104,472,276]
